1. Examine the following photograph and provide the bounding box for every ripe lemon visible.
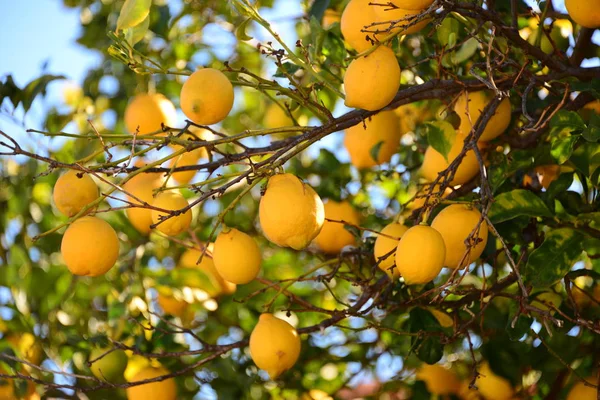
[565,0,600,28]
[179,249,237,296]
[8,333,43,366]
[314,200,361,254]
[536,165,560,189]
[264,103,294,129]
[341,0,378,51]
[584,99,600,114]
[322,9,341,29]
[61,216,119,277]
[405,184,451,210]
[180,68,234,125]
[453,91,511,142]
[168,149,206,185]
[566,378,597,400]
[157,292,188,317]
[53,170,99,217]
[373,222,408,278]
[344,46,401,111]
[395,225,445,284]
[0,367,38,400]
[383,0,434,10]
[476,363,514,400]
[431,204,488,269]
[259,173,325,250]
[150,191,192,236]
[124,94,177,135]
[420,132,480,186]
[373,4,430,36]
[89,347,128,382]
[458,380,480,400]
[123,172,162,235]
[126,366,177,400]
[213,228,262,284]
[344,110,402,169]
[416,364,460,395]
[249,313,301,379]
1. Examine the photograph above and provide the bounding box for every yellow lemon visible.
[314,200,361,254]
[168,148,206,185]
[150,192,192,236]
[179,249,237,296]
[584,99,600,114]
[476,363,514,400]
[405,184,451,210]
[53,170,99,217]
[264,103,294,129]
[454,91,511,142]
[416,364,460,395]
[126,366,177,400]
[8,333,43,366]
[344,46,401,111]
[123,172,162,235]
[373,222,408,278]
[566,378,597,400]
[61,216,119,277]
[124,93,177,135]
[565,0,600,28]
[249,313,301,379]
[531,291,563,315]
[431,204,488,269]
[322,9,341,29]
[0,367,38,400]
[157,293,188,317]
[344,110,402,169]
[395,225,445,284]
[259,173,325,250]
[537,165,560,189]
[373,4,430,36]
[385,0,434,10]
[89,348,128,382]
[458,380,480,400]
[180,68,234,125]
[213,228,262,284]
[420,132,480,186]
[341,0,378,51]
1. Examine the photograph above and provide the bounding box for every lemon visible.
[213,228,262,284]
[259,173,325,250]
[341,0,378,51]
[565,0,600,28]
[344,46,401,111]
[344,110,402,169]
[531,291,562,315]
[89,347,128,382]
[566,378,597,400]
[476,363,514,400]
[249,313,301,379]
[373,4,430,36]
[0,367,38,400]
[168,149,205,185]
[8,333,43,366]
[180,68,234,125]
[458,380,480,400]
[537,165,560,189]
[124,93,177,135]
[322,9,341,29]
[405,184,451,211]
[416,364,460,395]
[453,91,511,142]
[373,222,408,278]
[61,216,119,277]
[584,99,600,114]
[420,132,480,186]
[53,170,99,217]
[431,204,488,269]
[384,0,434,10]
[123,172,162,235]
[179,248,237,296]
[395,225,445,284]
[126,366,177,400]
[264,103,294,129]
[314,200,361,254]
[157,292,188,317]
[150,192,192,236]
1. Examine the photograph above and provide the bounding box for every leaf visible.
[582,112,600,142]
[522,228,584,288]
[549,110,586,132]
[370,141,384,163]
[116,0,152,31]
[273,62,302,78]
[0,75,21,109]
[21,75,66,113]
[551,135,579,164]
[454,37,479,64]
[407,308,444,364]
[308,0,330,22]
[437,17,460,47]
[235,17,253,41]
[544,172,574,202]
[488,189,552,223]
[424,121,456,162]
[123,14,149,46]
[309,16,326,59]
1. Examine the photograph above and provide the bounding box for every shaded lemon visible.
[123,171,162,235]
[565,0,600,28]
[395,225,445,284]
[373,222,408,278]
[249,313,301,379]
[179,248,237,296]
[416,364,460,395]
[373,4,430,37]
[61,216,119,277]
[180,68,234,125]
[213,228,262,284]
[566,378,597,400]
[126,366,177,400]
[259,174,325,250]
[453,91,511,142]
[476,363,515,400]
[314,200,361,254]
[341,0,378,51]
[53,170,99,217]
[420,132,480,186]
[150,192,192,236]
[124,94,177,135]
[89,347,128,382]
[322,10,341,29]
[157,292,188,317]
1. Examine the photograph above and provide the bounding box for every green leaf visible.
[424,120,456,162]
[437,17,460,47]
[408,308,444,364]
[549,110,586,132]
[235,18,253,41]
[523,228,584,288]
[576,212,600,228]
[21,74,66,113]
[116,0,152,31]
[308,0,330,22]
[370,140,384,164]
[454,37,479,64]
[0,75,21,109]
[273,62,302,78]
[123,14,149,46]
[582,112,600,142]
[551,135,579,164]
[488,189,552,223]
[544,172,574,202]
[570,141,600,177]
